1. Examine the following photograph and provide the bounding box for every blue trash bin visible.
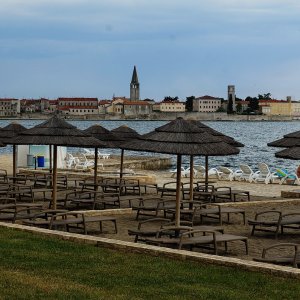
[37,156,45,168]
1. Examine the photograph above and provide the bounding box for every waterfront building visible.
[153,100,185,112]
[20,98,50,113]
[0,98,20,117]
[57,97,98,116]
[123,100,152,116]
[235,100,249,113]
[192,95,222,112]
[258,97,300,117]
[48,100,58,113]
[98,99,112,114]
[130,66,140,101]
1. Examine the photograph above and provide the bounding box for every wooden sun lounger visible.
[23,210,117,234]
[145,228,248,255]
[248,210,300,238]
[253,243,300,268]
[49,212,118,234]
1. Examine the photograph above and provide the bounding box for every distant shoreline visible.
[0,114,299,122]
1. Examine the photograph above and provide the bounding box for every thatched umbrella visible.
[268,130,300,169]
[9,115,106,208]
[189,120,244,147]
[84,124,119,183]
[188,120,244,198]
[275,147,300,160]
[111,125,141,178]
[121,118,240,226]
[0,123,27,177]
[268,131,300,148]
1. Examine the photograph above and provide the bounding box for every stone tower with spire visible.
[130,66,140,101]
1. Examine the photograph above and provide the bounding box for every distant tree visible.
[185,96,195,112]
[163,96,179,102]
[246,96,259,111]
[227,94,234,114]
[216,106,226,112]
[258,93,271,100]
[236,102,242,113]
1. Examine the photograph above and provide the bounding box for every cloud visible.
[0,0,300,99]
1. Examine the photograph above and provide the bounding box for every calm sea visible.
[1,119,300,173]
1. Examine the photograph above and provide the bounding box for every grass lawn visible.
[0,227,299,299]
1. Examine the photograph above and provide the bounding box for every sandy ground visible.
[2,153,300,263]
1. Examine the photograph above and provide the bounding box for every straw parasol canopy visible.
[111,125,141,146]
[268,130,300,162]
[121,117,240,226]
[9,115,107,208]
[84,124,121,181]
[0,122,27,176]
[83,124,119,148]
[111,125,141,178]
[274,147,300,160]
[268,130,300,148]
[0,122,27,143]
[189,120,244,147]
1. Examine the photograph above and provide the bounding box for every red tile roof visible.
[58,97,98,102]
[99,100,111,105]
[123,100,150,105]
[195,95,221,100]
[0,98,18,101]
[58,106,98,110]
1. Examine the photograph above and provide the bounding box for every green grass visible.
[0,227,299,300]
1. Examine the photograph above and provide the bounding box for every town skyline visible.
[1,1,300,100]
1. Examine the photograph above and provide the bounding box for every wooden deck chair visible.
[254,243,300,268]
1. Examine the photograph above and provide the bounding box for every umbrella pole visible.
[49,145,52,174]
[120,149,124,179]
[94,147,98,191]
[13,145,17,177]
[175,154,182,227]
[189,155,194,205]
[205,155,209,191]
[52,145,58,209]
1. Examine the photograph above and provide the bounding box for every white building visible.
[153,100,185,112]
[57,98,99,115]
[0,98,20,117]
[193,96,222,112]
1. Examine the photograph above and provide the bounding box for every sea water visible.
[0,119,299,173]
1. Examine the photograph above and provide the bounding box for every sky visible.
[1,0,300,101]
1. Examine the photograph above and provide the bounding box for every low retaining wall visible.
[122,157,172,170]
[1,221,300,279]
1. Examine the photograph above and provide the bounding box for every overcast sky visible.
[1,0,300,100]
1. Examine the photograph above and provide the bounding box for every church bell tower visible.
[130,66,140,101]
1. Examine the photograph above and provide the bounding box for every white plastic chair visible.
[64,153,77,169]
[75,154,95,170]
[83,148,94,156]
[194,165,205,178]
[97,150,110,159]
[253,163,278,184]
[235,164,256,182]
[169,167,189,178]
[194,165,221,179]
[217,167,235,181]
